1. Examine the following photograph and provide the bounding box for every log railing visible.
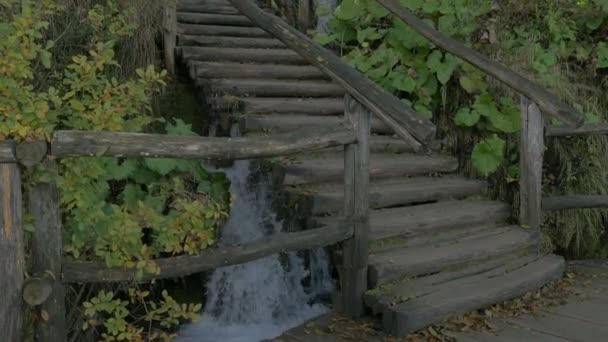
[0,95,372,340]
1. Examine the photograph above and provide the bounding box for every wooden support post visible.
[29,168,66,342]
[297,0,311,31]
[163,1,177,75]
[341,94,370,318]
[520,96,544,246]
[0,162,24,341]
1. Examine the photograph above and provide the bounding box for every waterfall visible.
[176,159,333,342]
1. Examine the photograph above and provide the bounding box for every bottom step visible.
[380,254,565,336]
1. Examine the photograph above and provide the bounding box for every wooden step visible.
[179,24,270,37]
[281,153,458,185]
[177,12,252,26]
[381,254,565,336]
[368,225,533,286]
[191,62,326,80]
[198,79,344,97]
[177,3,240,15]
[209,97,344,115]
[179,47,307,65]
[179,35,285,48]
[238,114,390,134]
[284,176,486,215]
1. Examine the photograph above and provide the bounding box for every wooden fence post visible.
[297,0,311,31]
[27,164,66,342]
[342,94,370,318]
[520,96,544,246]
[163,1,177,75]
[0,161,24,341]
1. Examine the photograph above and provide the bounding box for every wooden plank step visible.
[382,254,565,336]
[179,35,285,48]
[177,4,240,15]
[368,225,534,286]
[238,114,390,134]
[191,62,326,80]
[179,47,307,65]
[209,97,343,115]
[179,24,270,37]
[365,253,538,315]
[198,78,344,97]
[284,176,486,215]
[281,153,459,185]
[316,200,510,247]
[177,12,252,26]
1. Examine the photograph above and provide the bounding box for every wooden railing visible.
[0,95,371,341]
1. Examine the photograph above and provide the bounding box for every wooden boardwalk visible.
[273,260,608,342]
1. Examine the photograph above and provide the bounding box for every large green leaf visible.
[472,135,505,176]
[454,108,480,127]
[337,0,359,20]
[144,158,178,176]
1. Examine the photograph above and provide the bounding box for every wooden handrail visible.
[377,0,585,128]
[228,0,436,151]
[50,128,355,160]
[546,123,608,137]
[543,195,608,211]
[62,222,352,283]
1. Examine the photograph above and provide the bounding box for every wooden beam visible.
[51,128,355,160]
[341,95,370,318]
[0,140,16,163]
[29,173,66,342]
[163,2,177,75]
[376,0,584,128]
[520,97,544,244]
[543,196,608,211]
[228,0,436,150]
[0,163,24,341]
[62,223,352,283]
[297,0,311,31]
[546,123,608,137]
[15,141,47,167]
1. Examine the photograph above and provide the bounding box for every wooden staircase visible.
[175,0,565,336]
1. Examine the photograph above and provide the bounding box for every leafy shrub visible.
[1,0,229,340]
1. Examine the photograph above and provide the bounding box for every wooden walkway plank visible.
[506,312,608,341]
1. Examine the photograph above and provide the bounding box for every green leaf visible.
[392,75,416,92]
[121,184,143,209]
[336,0,358,20]
[40,50,52,69]
[166,118,196,136]
[315,5,333,16]
[105,159,137,180]
[454,108,480,127]
[597,42,608,69]
[314,33,334,46]
[487,103,520,133]
[472,135,505,176]
[144,158,178,176]
[70,99,85,111]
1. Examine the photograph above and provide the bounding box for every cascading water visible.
[177,158,333,342]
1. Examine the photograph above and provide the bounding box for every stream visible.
[176,159,333,342]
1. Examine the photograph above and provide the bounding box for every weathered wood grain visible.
[179,46,307,64]
[209,96,344,114]
[376,0,583,128]
[0,140,16,163]
[543,195,608,210]
[546,123,608,137]
[29,176,66,342]
[179,23,270,37]
[0,163,24,342]
[192,62,325,80]
[62,222,352,283]
[228,0,436,150]
[520,97,544,244]
[341,95,371,318]
[163,2,177,74]
[200,78,344,97]
[15,140,47,167]
[177,3,240,15]
[177,12,252,26]
[51,129,355,160]
[179,35,285,48]
[297,0,311,31]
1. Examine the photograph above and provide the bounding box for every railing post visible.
[26,161,66,342]
[297,0,311,31]
[520,96,544,248]
[342,94,370,318]
[0,151,24,341]
[163,0,177,75]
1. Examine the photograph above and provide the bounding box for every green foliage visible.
[1,0,229,339]
[471,135,505,176]
[317,0,516,171]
